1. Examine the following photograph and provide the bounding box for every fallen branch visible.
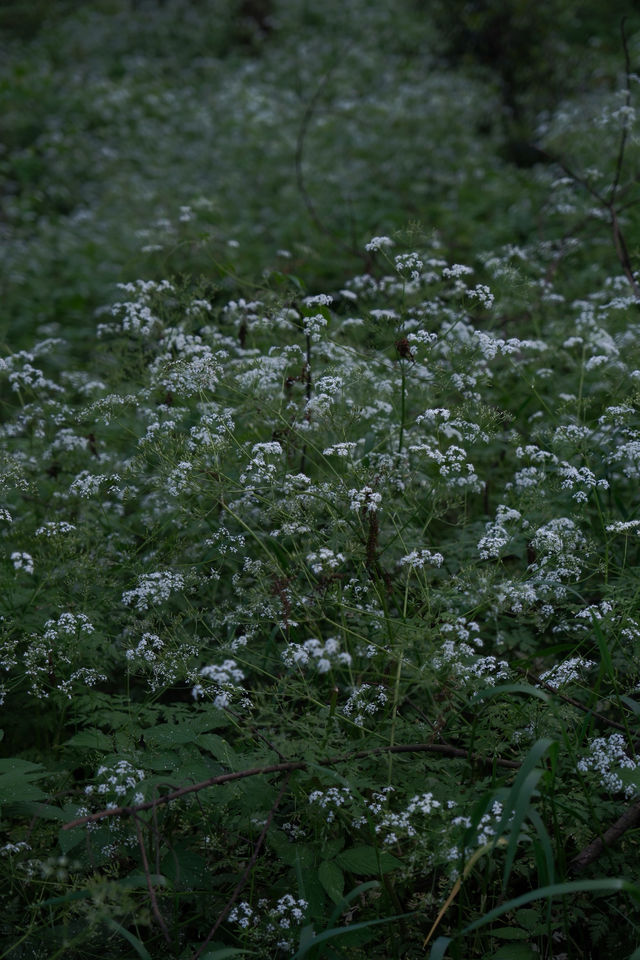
[570,797,640,873]
[63,741,520,830]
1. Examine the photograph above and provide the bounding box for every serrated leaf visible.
[335,846,402,876]
[0,758,47,803]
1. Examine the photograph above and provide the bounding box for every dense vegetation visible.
[3,2,640,957]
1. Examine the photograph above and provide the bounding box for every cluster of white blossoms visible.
[322,441,358,457]
[528,517,588,586]
[467,283,495,307]
[21,612,104,700]
[394,252,424,281]
[558,463,609,503]
[281,636,352,674]
[434,618,510,687]
[125,632,199,692]
[11,551,33,574]
[35,521,77,537]
[166,460,193,496]
[304,375,343,420]
[342,683,388,726]
[306,547,346,574]
[399,549,444,569]
[577,733,639,799]
[539,656,596,687]
[239,441,283,486]
[349,485,382,513]
[121,570,186,610]
[68,470,111,498]
[477,504,522,560]
[374,792,442,846]
[191,658,249,708]
[308,786,353,823]
[365,235,394,252]
[84,759,146,807]
[228,895,308,951]
[302,313,328,342]
[606,519,640,534]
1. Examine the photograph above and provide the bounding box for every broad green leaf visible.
[63,728,113,751]
[0,758,47,803]
[318,859,345,904]
[335,845,402,876]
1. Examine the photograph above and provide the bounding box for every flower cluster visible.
[281,637,352,674]
[121,571,186,610]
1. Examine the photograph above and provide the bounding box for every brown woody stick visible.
[570,798,640,873]
[63,742,519,830]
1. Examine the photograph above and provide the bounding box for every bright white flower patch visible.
[35,521,77,537]
[121,571,186,610]
[192,659,249,708]
[281,636,351,674]
[365,235,393,252]
[11,551,33,575]
[577,733,639,799]
[349,485,382,513]
[399,549,444,569]
[539,657,596,687]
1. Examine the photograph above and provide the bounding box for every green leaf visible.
[196,733,238,762]
[492,926,530,939]
[327,881,380,928]
[318,860,345,904]
[8,801,66,821]
[428,935,452,960]
[621,695,640,716]
[471,683,550,704]
[0,757,47,803]
[291,911,414,959]
[161,843,207,889]
[200,949,257,959]
[335,845,402,876]
[493,945,536,959]
[63,728,113,751]
[105,919,151,960]
[514,909,544,933]
[463,879,640,936]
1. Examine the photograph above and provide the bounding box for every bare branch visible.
[63,742,520,830]
[570,797,640,873]
[191,774,291,959]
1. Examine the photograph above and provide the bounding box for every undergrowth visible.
[3,2,640,959]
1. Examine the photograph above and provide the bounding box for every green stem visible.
[398,359,406,454]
